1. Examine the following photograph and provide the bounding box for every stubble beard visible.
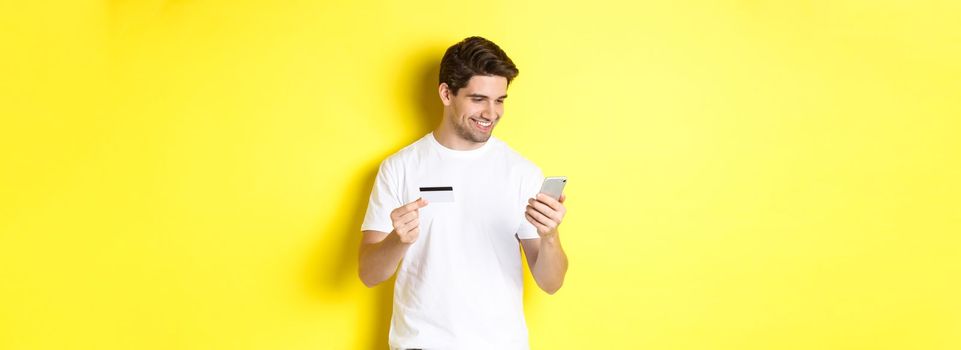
[452,116,492,143]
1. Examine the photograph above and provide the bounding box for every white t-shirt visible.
[361,132,544,350]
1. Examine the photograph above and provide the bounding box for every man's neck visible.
[433,123,486,151]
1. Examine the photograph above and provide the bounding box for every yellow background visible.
[2,1,959,349]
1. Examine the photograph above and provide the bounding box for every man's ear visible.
[438,83,453,106]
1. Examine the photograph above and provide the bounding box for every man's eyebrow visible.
[466,93,508,99]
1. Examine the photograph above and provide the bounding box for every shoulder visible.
[381,134,431,170]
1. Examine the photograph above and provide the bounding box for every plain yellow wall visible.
[2,1,959,349]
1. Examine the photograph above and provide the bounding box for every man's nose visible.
[481,102,496,119]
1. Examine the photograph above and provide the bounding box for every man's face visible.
[443,75,508,143]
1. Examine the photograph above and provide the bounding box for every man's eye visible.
[472,98,484,102]
[496,100,504,104]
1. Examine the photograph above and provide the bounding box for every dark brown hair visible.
[439,36,519,96]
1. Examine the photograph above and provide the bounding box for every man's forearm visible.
[358,232,411,287]
[531,233,568,294]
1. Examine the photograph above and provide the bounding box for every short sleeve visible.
[516,165,544,239]
[361,159,402,234]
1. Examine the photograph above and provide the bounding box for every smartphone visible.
[539,176,567,200]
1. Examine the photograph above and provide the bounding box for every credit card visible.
[419,186,454,203]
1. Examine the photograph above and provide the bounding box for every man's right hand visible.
[390,197,429,244]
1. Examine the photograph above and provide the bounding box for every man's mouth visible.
[471,118,493,131]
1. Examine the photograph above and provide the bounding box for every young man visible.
[358,36,569,350]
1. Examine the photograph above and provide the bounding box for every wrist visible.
[539,230,560,244]
[389,230,415,247]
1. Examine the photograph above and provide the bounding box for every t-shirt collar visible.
[427,131,495,158]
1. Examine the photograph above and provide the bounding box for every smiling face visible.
[440,75,508,144]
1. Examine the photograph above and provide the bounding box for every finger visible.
[399,227,419,243]
[397,219,420,232]
[401,225,420,237]
[526,205,556,228]
[396,209,419,225]
[394,199,424,218]
[525,212,550,232]
[528,198,562,223]
[535,193,563,211]
[397,197,429,216]
[559,194,566,203]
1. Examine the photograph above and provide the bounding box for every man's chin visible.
[454,124,493,143]
[471,131,492,143]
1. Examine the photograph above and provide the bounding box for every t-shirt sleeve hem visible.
[515,230,540,240]
[360,223,393,234]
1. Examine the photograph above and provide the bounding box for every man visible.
[358,36,569,350]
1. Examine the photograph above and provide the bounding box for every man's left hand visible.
[525,193,567,237]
